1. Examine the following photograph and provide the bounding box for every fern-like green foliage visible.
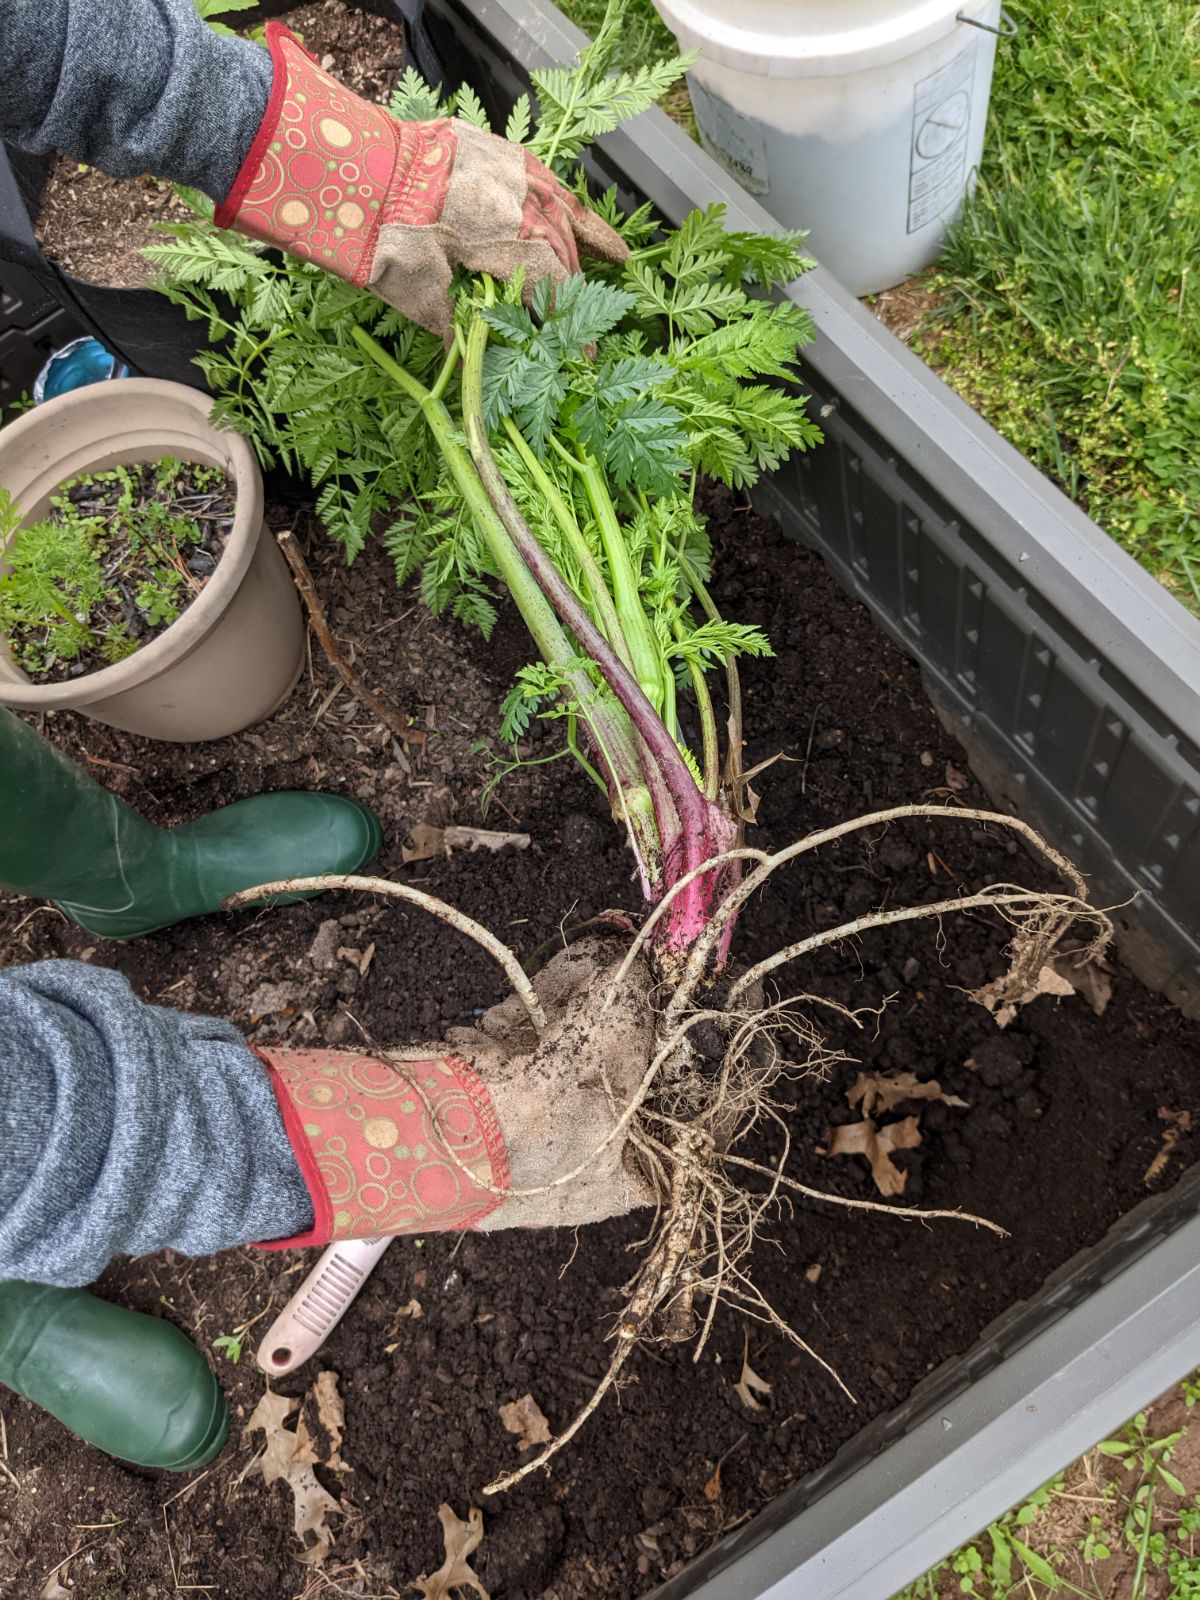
[148,2,819,773]
[191,0,262,41]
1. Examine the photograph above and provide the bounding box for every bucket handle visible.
[957,9,1018,36]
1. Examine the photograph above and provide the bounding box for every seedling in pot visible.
[150,2,1112,1488]
[0,458,234,681]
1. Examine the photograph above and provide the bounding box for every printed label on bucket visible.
[907,40,977,233]
[688,76,770,197]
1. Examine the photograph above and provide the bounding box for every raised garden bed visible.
[3,491,1198,1599]
[2,3,1200,1597]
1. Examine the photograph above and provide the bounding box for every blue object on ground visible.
[33,337,130,403]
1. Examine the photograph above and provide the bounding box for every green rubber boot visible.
[0,1282,228,1471]
[0,708,382,938]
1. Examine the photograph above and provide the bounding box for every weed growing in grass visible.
[896,1381,1200,1599]
[924,0,1200,601]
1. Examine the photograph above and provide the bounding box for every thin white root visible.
[394,1008,727,1202]
[720,1151,1009,1235]
[666,803,1095,1032]
[221,872,546,1033]
[485,1324,639,1494]
[727,887,1102,1006]
[603,845,772,1006]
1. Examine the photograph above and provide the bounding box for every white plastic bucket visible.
[651,0,1005,294]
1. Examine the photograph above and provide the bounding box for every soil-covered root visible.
[227,804,1114,1499]
[485,804,1113,1494]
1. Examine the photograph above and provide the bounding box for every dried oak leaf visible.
[247,1388,343,1566]
[1052,950,1113,1017]
[733,1334,773,1414]
[411,1504,490,1600]
[314,1370,348,1471]
[848,1070,967,1117]
[498,1393,552,1451]
[827,1115,922,1197]
[402,823,530,865]
[970,962,1074,1030]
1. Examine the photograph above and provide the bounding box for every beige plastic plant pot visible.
[0,378,304,741]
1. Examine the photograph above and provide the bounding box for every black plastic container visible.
[0,260,85,416]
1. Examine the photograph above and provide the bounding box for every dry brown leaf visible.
[498,1394,552,1451]
[401,823,449,865]
[336,943,377,978]
[247,1387,343,1566]
[1144,1111,1190,1187]
[402,823,530,865]
[848,1070,968,1117]
[40,1572,71,1600]
[733,1334,773,1414]
[411,1504,490,1600]
[826,1115,922,1197]
[314,1370,347,1470]
[703,1462,723,1501]
[1052,951,1113,1017]
[970,962,1075,1029]
[387,1297,424,1335]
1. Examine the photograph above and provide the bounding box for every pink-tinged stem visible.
[462,314,734,957]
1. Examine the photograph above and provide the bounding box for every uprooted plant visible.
[152,4,1113,1490]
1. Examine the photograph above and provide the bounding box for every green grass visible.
[920,0,1200,603]
[554,0,677,71]
[554,0,1200,603]
[553,0,694,129]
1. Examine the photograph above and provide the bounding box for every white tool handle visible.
[256,1236,393,1375]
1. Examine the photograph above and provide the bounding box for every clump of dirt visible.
[1,490,1197,1599]
[34,0,407,288]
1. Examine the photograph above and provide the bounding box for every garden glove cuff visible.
[216,22,629,341]
[255,941,656,1245]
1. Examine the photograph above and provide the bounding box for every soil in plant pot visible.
[0,456,234,681]
[1,490,1198,1600]
[32,0,407,289]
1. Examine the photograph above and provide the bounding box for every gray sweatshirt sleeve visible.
[0,960,312,1287]
[0,0,272,201]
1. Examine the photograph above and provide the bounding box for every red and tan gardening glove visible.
[215,23,629,341]
[255,941,655,1246]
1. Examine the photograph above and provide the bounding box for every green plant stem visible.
[429,340,461,402]
[501,416,629,662]
[574,450,667,713]
[460,311,715,868]
[675,621,720,800]
[1130,1478,1156,1600]
[679,546,744,776]
[352,323,661,878]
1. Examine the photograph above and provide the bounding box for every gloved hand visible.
[255,940,656,1245]
[216,23,629,341]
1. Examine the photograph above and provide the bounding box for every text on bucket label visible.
[687,75,771,197]
[908,40,977,233]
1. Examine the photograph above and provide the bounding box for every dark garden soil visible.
[34,0,408,289]
[2,486,1198,1599]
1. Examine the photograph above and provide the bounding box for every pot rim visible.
[0,378,265,708]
